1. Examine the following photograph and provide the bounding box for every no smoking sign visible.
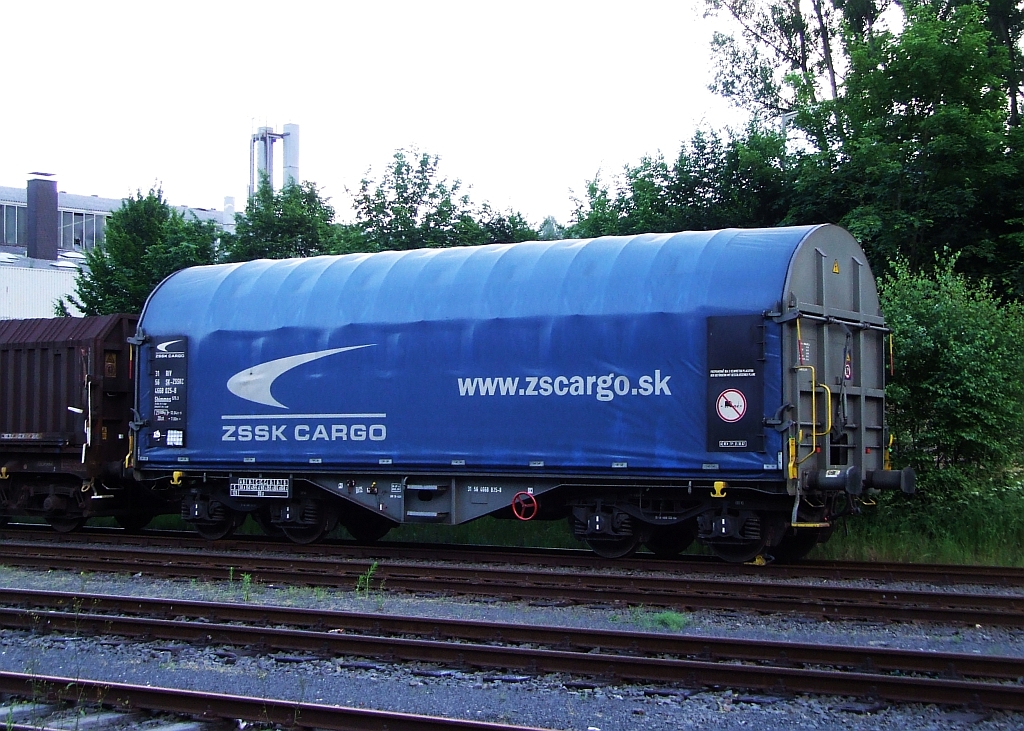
[716,389,747,422]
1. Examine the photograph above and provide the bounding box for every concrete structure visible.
[282,123,300,187]
[249,123,300,196]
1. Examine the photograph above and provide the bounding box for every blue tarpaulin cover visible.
[136,226,822,478]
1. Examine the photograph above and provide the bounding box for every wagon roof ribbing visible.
[140,226,872,334]
[0,314,130,347]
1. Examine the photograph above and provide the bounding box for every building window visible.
[85,216,95,249]
[73,212,85,249]
[61,211,74,248]
[1,204,110,250]
[58,211,109,250]
[1,204,26,245]
[3,205,16,244]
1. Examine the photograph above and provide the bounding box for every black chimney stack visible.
[26,174,59,260]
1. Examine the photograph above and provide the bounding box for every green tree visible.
[833,4,1017,284]
[220,177,341,261]
[704,0,843,121]
[880,257,1024,494]
[567,127,792,236]
[706,0,1024,293]
[351,149,536,250]
[330,222,374,254]
[62,189,218,315]
[985,0,1024,126]
[537,216,566,240]
[474,205,537,245]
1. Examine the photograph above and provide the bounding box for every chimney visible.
[222,196,236,234]
[26,174,59,260]
[283,123,300,187]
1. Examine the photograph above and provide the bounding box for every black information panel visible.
[706,315,765,453]
[150,336,187,448]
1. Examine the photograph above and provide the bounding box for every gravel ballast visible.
[1,564,1023,730]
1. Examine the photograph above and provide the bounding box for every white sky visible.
[3,1,743,227]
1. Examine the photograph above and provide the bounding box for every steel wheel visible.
[282,517,328,545]
[709,537,768,564]
[194,518,237,540]
[47,517,85,534]
[585,534,642,559]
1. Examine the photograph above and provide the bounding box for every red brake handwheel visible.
[511,491,539,521]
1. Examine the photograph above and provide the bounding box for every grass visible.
[625,607,691,631]
[812,497,1024,566]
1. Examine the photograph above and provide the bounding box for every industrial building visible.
[2,122,299,319]
[0,175,233,319]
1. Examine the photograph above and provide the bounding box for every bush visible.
[880,257,1024,494]
[866,257,1024,564]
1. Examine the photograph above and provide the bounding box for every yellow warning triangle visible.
[832,260,840,274]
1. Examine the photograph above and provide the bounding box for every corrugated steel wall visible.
[0,315,130,443]
[0,267,82,319]
[0,341,81,438]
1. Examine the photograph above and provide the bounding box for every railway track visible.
[0,671,545,730]
[4,523,1023,587]
[3,589,1024,711]
[0,538,1021,625]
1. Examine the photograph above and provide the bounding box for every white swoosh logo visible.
[156,340,182,352]
[226,345,375,409]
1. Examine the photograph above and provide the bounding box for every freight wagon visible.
[131,224,913,561]
[0,314,164,530]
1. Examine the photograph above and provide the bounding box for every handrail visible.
[792,365,818,465]
[815,383,832,437]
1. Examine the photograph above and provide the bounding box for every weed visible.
[355,562,379,597]
[628,607,691,632]
[649,611,690,631]
[311,586,328,601]
[241,573,253,602]
[228,566,235,583]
